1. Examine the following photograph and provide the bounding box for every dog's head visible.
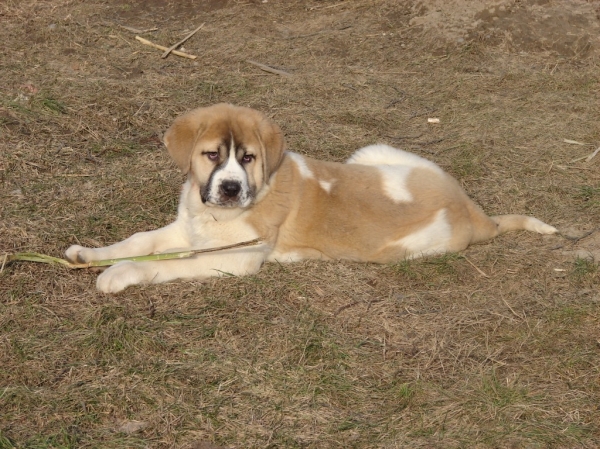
[163,103,285,208]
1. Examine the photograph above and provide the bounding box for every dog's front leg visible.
[96,249,265,293]
[65,222,189,263]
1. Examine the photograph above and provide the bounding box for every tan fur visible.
[66,103,557,293]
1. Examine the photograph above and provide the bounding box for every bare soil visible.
[1,0,599,448]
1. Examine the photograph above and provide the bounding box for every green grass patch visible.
[451,148,483,179]
[571,257,597,283]
[574,185,600,209]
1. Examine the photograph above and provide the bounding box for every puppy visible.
[66,103,557,293]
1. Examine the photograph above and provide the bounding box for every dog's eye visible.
[242,154,255,164]
[205,152,218,161]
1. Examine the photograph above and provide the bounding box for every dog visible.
[66,103,557,293]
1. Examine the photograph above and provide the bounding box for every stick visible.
[462,255,489,278]
[586,147,600,163]
[1,238,263,272]
[119,25,158,34]
[561,228,598,243]
[334,301,360,316]
[246,60,292,77]
[161,23,204,58]
[563,139,588,145]
[501,297,523,320]
[135,36,197,60]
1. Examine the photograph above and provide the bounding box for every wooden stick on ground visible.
[135,36,197,60]
[161,23,205,58]
[462,255,489,278]
[246,60,292,77]
[119,25,158,34]
[585,146,600,163]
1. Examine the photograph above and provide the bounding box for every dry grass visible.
[1,0,599,447]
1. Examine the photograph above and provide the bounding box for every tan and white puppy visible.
[66,103,557,293]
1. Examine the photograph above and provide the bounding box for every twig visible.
[563,139,588,146]
[385,97,405,109]
[119,25,158,34]
[462,256,489,278]
[135,36,197,60]
[569,146,600,163]
[561,228,599,244]
[161,23,204,58]
[334,301,360,316]
[284,25,351,40]
[586,147,600,163]
[501,297,523,320]
[1,238,263,272]
[555,165,594,171]
[385,133,423,141]
[246,60,292,77]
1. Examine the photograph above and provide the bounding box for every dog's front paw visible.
[96,262,149,293]
[65,244,99,263]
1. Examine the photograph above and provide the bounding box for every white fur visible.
[319,180,333,193]
[376,165,414,203]
[287,152,314,179]
[392,208,452,258]
[523,217,558,234]
[347,144,444,174]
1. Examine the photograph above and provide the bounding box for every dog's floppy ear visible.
[256,118,285,184]
[163,109,208,174]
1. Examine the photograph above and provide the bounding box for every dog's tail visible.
[491,214,557,236]
[467,200,557,244]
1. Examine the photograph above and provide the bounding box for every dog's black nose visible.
[220,180,241,198]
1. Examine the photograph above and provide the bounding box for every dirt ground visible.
[1,0,599,448]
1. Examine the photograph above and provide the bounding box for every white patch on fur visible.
[319,180,333,193]
[206,138,252,207]
[394,208,452,257]
[347,144,447,204]
[287,152,314,179]
[347,144,444,174]
[377,165,414,203]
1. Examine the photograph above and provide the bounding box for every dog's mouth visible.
[203,197,244,208]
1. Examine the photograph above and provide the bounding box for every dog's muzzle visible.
[220,180,242,199]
